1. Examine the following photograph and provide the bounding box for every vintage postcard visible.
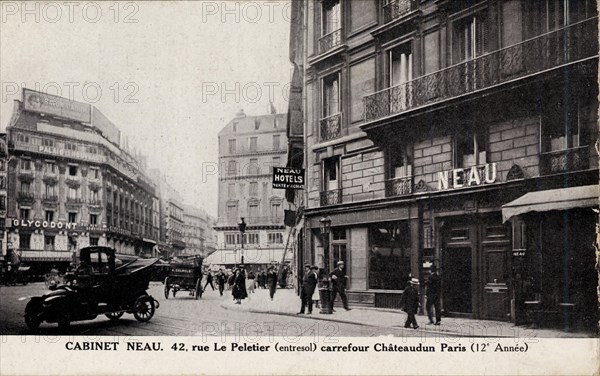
[0,1,598,375]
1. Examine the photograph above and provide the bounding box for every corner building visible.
[5,90,158,273]
[299,0,598,329]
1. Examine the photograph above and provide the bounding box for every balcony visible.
[42,194,58,203]
[364,18,598,123]
[385,176,413,197]
[17,192,34,202]
[66,197,84,204]
[540,146,589,175]
[320,113,342,142]
[383,0,415,23]
[320,189,342,206]
[318,29,342,55]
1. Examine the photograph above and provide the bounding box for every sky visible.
[0,0,293,217]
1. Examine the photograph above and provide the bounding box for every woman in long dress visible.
[232,268,248,304]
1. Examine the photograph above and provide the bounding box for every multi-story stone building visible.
[293,0,598,330]
[213,110,291,272]
[149,169,186,258]
[183,204,216,258]
[4,89,158,272]
[0,134,7,260]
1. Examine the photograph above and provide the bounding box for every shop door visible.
[443,246,473,314]
[481,224,511,320]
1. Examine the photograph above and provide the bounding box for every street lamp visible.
[238,217,246,266]
[319,216,331,271]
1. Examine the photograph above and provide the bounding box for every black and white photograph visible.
[0,1,598,375]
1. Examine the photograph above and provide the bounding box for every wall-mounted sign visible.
[273,167,304,189]
[23,89,91,124]
[37,145,105,163]
[438,163,497,191]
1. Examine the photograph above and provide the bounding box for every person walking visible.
[329,261,351,311]
[204,270,215,291]
[298,265,318,314]
[425,265,442,325]
[402,277,421,329]
[266,266,277,300]
[247,270,256,294]
[216,269,226,296]
[232,268,248,304]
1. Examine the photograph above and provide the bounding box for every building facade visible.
[295,0,598,330]
[214,111,292,272]
[149,169,186,258]
[183,204,217,258]
[4,90,158,273]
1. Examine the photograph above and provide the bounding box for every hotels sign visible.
[273,167,304,189]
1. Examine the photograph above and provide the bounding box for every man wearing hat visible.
[402,277,421,329]
[329,261,351,311]
[298,264,318,314]
[425,265,442,325]
[266,265,278,300]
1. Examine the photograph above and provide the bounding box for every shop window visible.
[249,137,258,153]
[44,235,55,251]
[45,210,54,222]
[69,165,78,176]
[452,10,489,64]
[68,212,77,223]
[20,208,30,220]
[228,139,236,154]
[20,233,31,249]
[90,237,99,246]
[455,131,487,168]
[368,222,411,290]
[90,214,98,225]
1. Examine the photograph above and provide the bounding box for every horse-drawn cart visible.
[164,257,203,299]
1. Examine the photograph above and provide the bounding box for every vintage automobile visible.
[24,246,160,331]
[164,256,204,299]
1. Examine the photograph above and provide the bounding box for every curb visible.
[217,303,515,338]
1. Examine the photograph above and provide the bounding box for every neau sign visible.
[438,163,497,190]
[272,167,304,189]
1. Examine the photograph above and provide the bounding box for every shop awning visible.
[502,185,599,223]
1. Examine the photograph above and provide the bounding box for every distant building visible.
[183,204,217,258]
[4,89,158,272]
[149,169,185,258]
[213,110,292,272]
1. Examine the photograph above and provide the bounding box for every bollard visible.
[319,287,332,314]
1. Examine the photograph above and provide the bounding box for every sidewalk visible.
[218,288,595,338]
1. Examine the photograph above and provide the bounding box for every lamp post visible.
[319,216,332,314]
[238,217,246,266]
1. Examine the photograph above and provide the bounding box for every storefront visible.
[503,185,598,331]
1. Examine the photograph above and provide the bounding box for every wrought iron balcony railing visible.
[18,192,34,201]
[383,0,415,23]
[540,146,589,175]
[318,28,342,54]
[320,113,342,142]
[42,194,58,202]
[320,189,342,206]
[385,176,413,197]
[364,17,598,123]
[66,197,84,204]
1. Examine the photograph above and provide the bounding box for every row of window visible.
[18,208,97,224]
[316,0,596,132]
[225,157,281,177]
[227,135,281,154]
[19,182,100,200]
[17,233,100,250]
[224,232,283,245]
[20,159,101,179]
[226,201,282,222]
[231,118,281,133]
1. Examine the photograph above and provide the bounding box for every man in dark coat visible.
[425,265,442,325]
[204,270,215,291]
[402,278,420,329]
[215,270,226,296]
[297,265,318,314]
[232,268,247,304]
[266,266,278,300]
[329,261,350,311]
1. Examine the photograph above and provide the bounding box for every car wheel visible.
[164,277,170,299]
[105,312,124,321]
[133,297,155,322]
[25,315,40,332]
